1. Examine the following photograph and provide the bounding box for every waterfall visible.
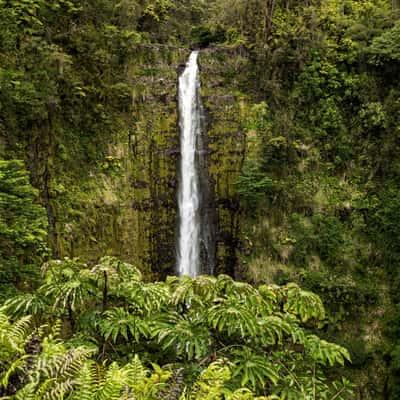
[177,51,201,277]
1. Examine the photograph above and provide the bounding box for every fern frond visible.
[0,311,31,352]
[188,360,232,399]
[41,378,74,400]
[127,354,148,384]
[228,388,273,400]
[0,354,30,387]
[96,362,132,400]
[72,360,96,400]
[57,347,94,378]
[10,315,32,344]
[15,381,37,400]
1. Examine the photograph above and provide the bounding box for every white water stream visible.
[177,51,201,277]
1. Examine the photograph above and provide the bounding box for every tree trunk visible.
[103,271,108,311]
[68,305,75,332]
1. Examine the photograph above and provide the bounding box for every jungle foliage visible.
[0,256,353,399]
[0,160,48,299]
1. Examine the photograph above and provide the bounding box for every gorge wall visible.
[4,47,247,280]
[48,47,187,279]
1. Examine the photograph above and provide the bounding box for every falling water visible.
[177,51,201,277]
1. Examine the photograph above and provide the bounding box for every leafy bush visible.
[0,160,48,298]
[0,258,354,399]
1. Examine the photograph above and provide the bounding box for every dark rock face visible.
[198,50,247,277]
[196,84,217,275]
[10,45,244,280]
[49,48,191,278]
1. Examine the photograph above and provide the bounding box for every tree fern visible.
[170,275,203,306]
[0,268,353,399]
[92,256,142,283]
[257,285,278,312]
[40,259,95,313]
[91,256,142,311]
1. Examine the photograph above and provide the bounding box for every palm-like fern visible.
[92,256,142,282]
[257,315,292,346]
[98,307,150,342]
[230,346,279,389]
[91,256,142,310]
[207,296,259,338]
[121,281,170,314]
[40,259,96,313]
[215,274,257,300]
[170,275,217,306]
[4,293,49,319]
[270,349,354,400]
[152,311,211,360]
[305,334,351,366]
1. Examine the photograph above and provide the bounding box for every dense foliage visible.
[0,160,48,298]
[0,257,353,399]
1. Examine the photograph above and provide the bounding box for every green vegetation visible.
[0,160,48,298]
[0,257,353,399]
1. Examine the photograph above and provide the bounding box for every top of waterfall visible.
[188,50,199,64]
